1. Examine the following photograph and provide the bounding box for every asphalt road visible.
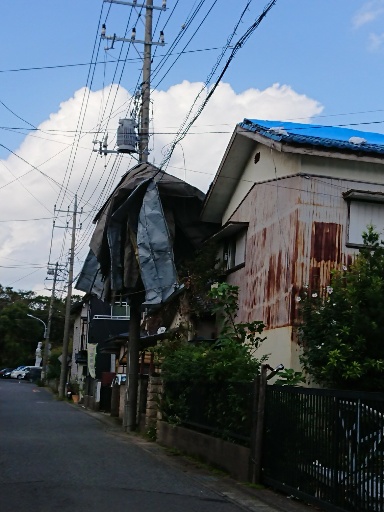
[0,379,273,512]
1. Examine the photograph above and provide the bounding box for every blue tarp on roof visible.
[239,119,384,156]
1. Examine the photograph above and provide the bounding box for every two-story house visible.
[201,119,384,372]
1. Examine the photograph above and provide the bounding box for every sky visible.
[1,0,384,294]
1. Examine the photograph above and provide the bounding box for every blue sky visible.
[2,0,384,147]
[1,0,384,291]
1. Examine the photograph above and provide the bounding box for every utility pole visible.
[58,196,78,399]
[101,0,165,164]
[43,262,60,385]
[139,0,153,163]
[102,0,165,431]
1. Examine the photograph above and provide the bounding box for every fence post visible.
[249,364,268,484]
[248,375,260,482]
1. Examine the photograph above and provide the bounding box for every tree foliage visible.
[155,283,268,438]
[0,285,66,367]
[157,282,268,384]
[299,226,384,391]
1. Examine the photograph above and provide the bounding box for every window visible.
[93,302,130,320]
[223,229,247,271]
[111,302,130,318]
[206,221,248,273]
[344,190,384,246]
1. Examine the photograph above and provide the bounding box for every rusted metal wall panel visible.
[226,173,384,335]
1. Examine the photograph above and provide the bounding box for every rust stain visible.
[265,251,284,304]
[311,221,342,263]
[290,284,299,325]
[262,227,267,247]
[310,266,321,291]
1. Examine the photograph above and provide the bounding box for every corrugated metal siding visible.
[226,173,384,334]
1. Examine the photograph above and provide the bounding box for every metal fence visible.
[263,386,384,512]
[162,380,253,445]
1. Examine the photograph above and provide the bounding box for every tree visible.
[158,282,268,383]
[0,285,66,367]
[299,226,384,391]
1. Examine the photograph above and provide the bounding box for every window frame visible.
[344,190,384,248]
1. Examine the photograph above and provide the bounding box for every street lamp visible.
[27,314,47,338]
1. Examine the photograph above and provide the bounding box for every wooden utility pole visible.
[58,195,78,399]
[124,297,142,430]
[101,0,165,430]
[125,0,154,432]
[43,262,59,385]
[250,364,268,484]
[138,0,153,163]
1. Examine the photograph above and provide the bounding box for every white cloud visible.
[0,81,322,292]
[353,1,384,28]
[151,81,323,191]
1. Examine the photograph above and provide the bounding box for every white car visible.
[10,366,34,379]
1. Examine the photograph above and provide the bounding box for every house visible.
[201,119,384,372]
[75,162,218,426]
[69,294,130,410]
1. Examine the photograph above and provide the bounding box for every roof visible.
[98,329,179,353]
[201,120,384,224]
[77,162,218,302]
[240,119,384,156]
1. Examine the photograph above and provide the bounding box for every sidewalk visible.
[79,406,321,512]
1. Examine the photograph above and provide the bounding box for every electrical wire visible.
[160,0,278,169]
[54,3,107,212]
[0,47,229,74]
[158,1,252,168]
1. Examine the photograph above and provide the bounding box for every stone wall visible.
[145,376,162,429]
[157,421,250,482]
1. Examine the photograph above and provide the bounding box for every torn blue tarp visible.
[75,163,218,307]
[75,249,104,297]
[137,180,180,307]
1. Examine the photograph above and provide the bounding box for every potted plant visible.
[67,380,80,403]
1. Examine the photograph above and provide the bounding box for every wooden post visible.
[248,376,260,482]
[124,297,141,431]
[250,364,268,484]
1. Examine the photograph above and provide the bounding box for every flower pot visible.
[72,394,80,404]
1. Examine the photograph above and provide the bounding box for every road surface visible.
[0,379,276,512]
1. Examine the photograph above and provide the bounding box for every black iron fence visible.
[263,386,384,512]
[161,380,253,445]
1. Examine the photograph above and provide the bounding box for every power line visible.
[0,215,73,223]
[161,0,278,168]
[5,118,384,135]
[0,47,227,74]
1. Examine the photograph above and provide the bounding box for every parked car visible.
[0,368,15,378]
[24,367,42,382]
[11,365,25,379]
[10,366,30,379]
